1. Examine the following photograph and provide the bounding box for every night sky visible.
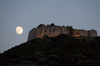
[0,0,100,53]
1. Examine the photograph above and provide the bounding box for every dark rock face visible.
[28,24,97,41]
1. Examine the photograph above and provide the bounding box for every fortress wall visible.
[73,29,88,36]
[28,28,37,41]
[35,27,42,38]
[43,26,69,37]
[88,30,97,37]
[73,29,98,37]
[43,26,63,37]
[28,26,44,41]
[80,30,88,36]
[62,26,69,34]
[73,29,81,36]
[28,24,98,41]
[28,25,69,41]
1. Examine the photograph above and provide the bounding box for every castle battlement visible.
[28,24,97,41]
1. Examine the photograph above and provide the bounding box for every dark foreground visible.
[0,34,100,66]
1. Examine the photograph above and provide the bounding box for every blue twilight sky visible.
[0,0,100,53]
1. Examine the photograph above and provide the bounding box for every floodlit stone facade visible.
[28,24,97,41]
[73,29,97,37]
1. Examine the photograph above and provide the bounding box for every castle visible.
[28,24,97,41]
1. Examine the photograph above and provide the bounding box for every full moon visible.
[16,26,23,34]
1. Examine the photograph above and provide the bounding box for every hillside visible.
[0,34,100,66]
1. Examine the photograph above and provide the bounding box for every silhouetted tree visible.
[66,26,73,35]
[69,26,73,35]
[37,24,45,28]
[50,23,55,26]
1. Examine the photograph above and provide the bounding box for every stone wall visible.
[43,25,69,37]
[73,29,88,36]
[28,24,97,41]
[73,29,97,37]
[88,29,97,37]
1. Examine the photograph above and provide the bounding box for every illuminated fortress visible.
[28,24,97,41]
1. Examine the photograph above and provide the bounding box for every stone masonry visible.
[28,24,97,41]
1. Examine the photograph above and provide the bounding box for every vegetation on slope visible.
[0,34,100,66]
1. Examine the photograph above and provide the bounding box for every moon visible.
[16,26,23,34]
